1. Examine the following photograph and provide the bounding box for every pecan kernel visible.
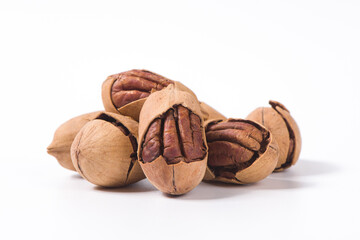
[111,70,173,108]
[206,119,269,179]
[141,105,207,165]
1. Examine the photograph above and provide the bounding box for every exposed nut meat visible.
[142,119,162,163]
[163,110,183,164]
[206,119,270,179]
[137,84,207,195]
[141,105,207,165]
[111,70,173,108]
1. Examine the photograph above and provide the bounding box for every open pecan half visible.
[111,70,173,108]
[141,105,206,164]
[206,119,273,180]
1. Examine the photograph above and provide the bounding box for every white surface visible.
[1,0,359,239]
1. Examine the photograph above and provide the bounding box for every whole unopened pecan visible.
[71,112,145,187]
[47,111,103,171]
[138,84,207,195]
[102,69,195,121]
[246,100,301,171]
[203,119,279,184]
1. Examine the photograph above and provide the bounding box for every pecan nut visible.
[47,111,103,171]
[204,119,279,184]
[71,112,145,187]
[141,105,206,164]
[102,69,196,121]
[138,84,207,195]
[246,100,301,171]
[111,70,173,109]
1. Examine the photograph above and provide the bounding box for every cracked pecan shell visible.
[47,111,104,171]
[246,100,301,171]
[102,69,195,121]
[203,119,279,184]
[138,84,207,195]
[71,112,145,187]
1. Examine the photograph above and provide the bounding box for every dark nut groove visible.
[96,113,138,172]
[269,101,295,169]
[206,119,270,179]
[140,105,207,164]
[111,70,174,108]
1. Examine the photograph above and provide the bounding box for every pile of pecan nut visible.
[47,69,301,195]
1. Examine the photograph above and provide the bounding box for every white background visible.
[1,0,359,239]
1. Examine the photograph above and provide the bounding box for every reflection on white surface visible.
[273,159,339,177]
[75,159,336,200]
[93,180,157,193]
[175,159,329,200]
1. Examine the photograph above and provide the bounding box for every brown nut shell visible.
[47,111,103,171]
[71,112,145,187]
[138,84,208,195]
[200,102,227,123]
[203,119,279,184]
[101,69,195,121]
[246,100,301,171]
[140,157,206,195]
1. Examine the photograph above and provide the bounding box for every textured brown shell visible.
[203,119,279,184]
[102,72,196,121]
[246,107,289,168]
[273,102,302,170]
[138,84,208,195]
[141,156,206,195]
[71,112,145,187]
[47,111,103,171]
[200,102,227,123]
[246,100,301,171]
